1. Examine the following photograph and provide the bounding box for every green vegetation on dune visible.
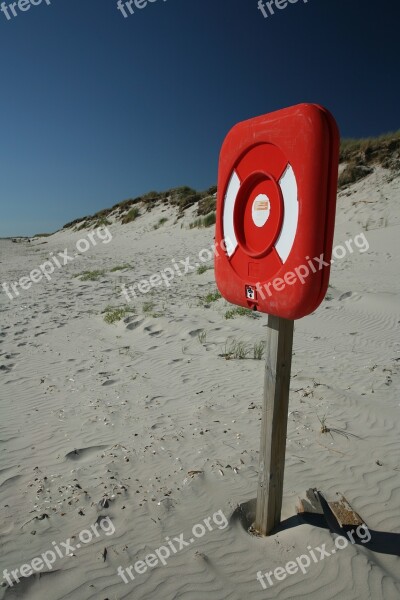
[109,264,131,272]
[189,212,216,229]
[197,264,213,275]
[103,305,135,324]
[339,131,400,188]
[62,185,217,230]
[197,195,216,216]
[153,217,168,230]
[220,338,265,360]
[75,270,106,281]
[202,290,221,304]
[224,306,255,319]
[93,217,111,228]
[340,131,400,160]
[61,134,399,230]
[121,207,140,224]
[142,301,155,314]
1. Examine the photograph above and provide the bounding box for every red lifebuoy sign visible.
[215,104,339,320]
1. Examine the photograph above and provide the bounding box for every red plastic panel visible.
[215,104,340,320]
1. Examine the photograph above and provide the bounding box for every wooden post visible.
[254,314,294,536]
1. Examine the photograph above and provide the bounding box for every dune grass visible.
[224,306,254,319]
[189,212,216,229]
[221,338,265,360]
[153,217,168,230]
[103,305,135,324]
[75,270,106,281]
[197,264,213,275]
[203,290,221,304]
[121,207,140,224]
[109,264,131,272]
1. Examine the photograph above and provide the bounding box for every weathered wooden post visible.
[254,315,294,535]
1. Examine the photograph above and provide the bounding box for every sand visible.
[0,165,399,600]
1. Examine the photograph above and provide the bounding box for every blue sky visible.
[0,0,399,236]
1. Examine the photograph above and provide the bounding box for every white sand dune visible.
[0,166,399,600]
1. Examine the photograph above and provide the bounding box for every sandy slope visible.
[0,166,399,600]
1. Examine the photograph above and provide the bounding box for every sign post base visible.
[254,315,294,536]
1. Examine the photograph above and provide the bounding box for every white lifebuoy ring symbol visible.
[223,163,299,263]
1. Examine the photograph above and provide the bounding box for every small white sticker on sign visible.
[245,286,256,300]
[252,194,270,227]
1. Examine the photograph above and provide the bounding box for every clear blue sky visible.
[0,0,399,236]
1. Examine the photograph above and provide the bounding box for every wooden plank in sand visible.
[296,488,324,515]
[325,493,364,527]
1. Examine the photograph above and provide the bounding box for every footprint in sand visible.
[144,325,163,337]
[65,445,108,461]
[339,291,353,301]
[126,318,145,331]
[188,329,204,338]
